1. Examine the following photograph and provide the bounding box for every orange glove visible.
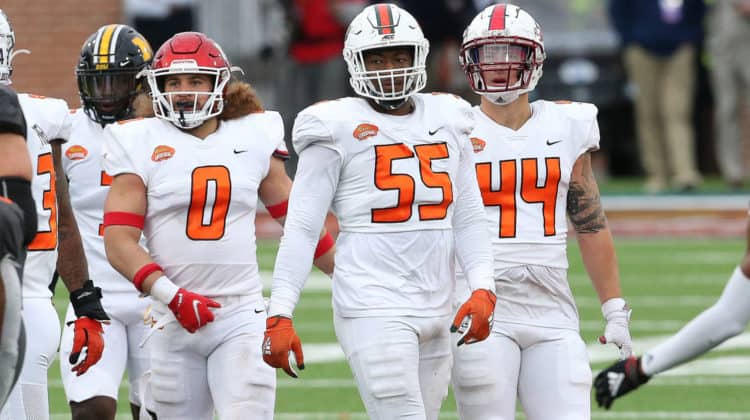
[262,316,305,378]
[69,317,104,376]
[450,289,496,346]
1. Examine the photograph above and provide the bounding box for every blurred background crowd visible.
[4,0,750,192]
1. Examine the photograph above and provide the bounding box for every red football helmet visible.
[144,32,236,129]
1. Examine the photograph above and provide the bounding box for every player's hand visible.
[68,280,110,375]
[594,355,650,409]
[68,316,104,375]
[599,298,633,359]
[450,289,496,346]
[167,288,221,333]
[263,315,305,378]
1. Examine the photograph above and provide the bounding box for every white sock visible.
[641,266,750,376]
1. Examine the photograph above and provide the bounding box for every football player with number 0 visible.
[263,4,496,419]
[451,4,632,420]
[102,31,334,420]
[0,10,109,420]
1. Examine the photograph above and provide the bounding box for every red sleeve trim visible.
[273,149,290,161]
[133,262,163,292]
[314,231,335,259]
[266,200,288,219]
[103,212,145,230]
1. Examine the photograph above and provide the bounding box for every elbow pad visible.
[0,177,37,246]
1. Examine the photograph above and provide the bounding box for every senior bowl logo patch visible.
[65,145,89,160]
[151,145,175,162]
[353,123,378,141]
[470,137,486,153]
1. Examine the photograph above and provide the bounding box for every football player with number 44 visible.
[102,31,334,420]
[450,4,633,420]
[263,3,496,420]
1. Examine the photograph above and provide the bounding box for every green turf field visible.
[47,238,750,419]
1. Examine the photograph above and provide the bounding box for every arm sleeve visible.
[0,86,26,137]
[268,144,342,316]
[452,136,494,292]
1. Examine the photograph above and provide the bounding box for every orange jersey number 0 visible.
[187,166,232,240]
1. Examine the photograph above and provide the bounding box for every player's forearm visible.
[104,226,158,289]
[453,141,494,292]
[56,213,89,292]
[577,228,622,302]
[53,146,89,292]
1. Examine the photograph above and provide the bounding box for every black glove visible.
[69,280,110,321]
[594,355,650,410]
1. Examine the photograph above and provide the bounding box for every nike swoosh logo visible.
[428,127,443,136]
[192,300,202,325]
[254,308,264,314]
[546,139,562,146]
[233,149,248,154]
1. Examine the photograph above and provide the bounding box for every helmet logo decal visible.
[151,145,176,162]
[131,35,152,62]
[65,145,89,161]
[374,4,396,35]
[470,137,486,153]
[489,4,507,31]
[353,123,379,141]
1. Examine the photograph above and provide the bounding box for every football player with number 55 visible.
[102,31,334,420]
[450,4,633,420]
[263,4,496,420]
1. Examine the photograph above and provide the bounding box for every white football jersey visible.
[292,93,481,318]
[471,100,599,269]
[460,100,600,329]
[63,109,140,294]
[103,113,287,298]
[19,93,71,299]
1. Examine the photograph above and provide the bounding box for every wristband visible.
[133,262,163,292]
[266,200,288,219]
[314,231,335,259]
[103,211,145,230]
[149,275,180,305]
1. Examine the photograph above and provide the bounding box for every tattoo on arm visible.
[567,155,607,233]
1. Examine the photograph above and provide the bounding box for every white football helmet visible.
[0,10,29,85]
[460,3,545,105]
[343,3,429,108]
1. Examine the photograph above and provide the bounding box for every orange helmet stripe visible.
[375,4,394,35]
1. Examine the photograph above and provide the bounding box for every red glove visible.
[69,317,104,376]
[450,289,497,346]
[167,288,221,333]
[262,316,305,378]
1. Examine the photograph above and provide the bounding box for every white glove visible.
[599,297,633,359]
